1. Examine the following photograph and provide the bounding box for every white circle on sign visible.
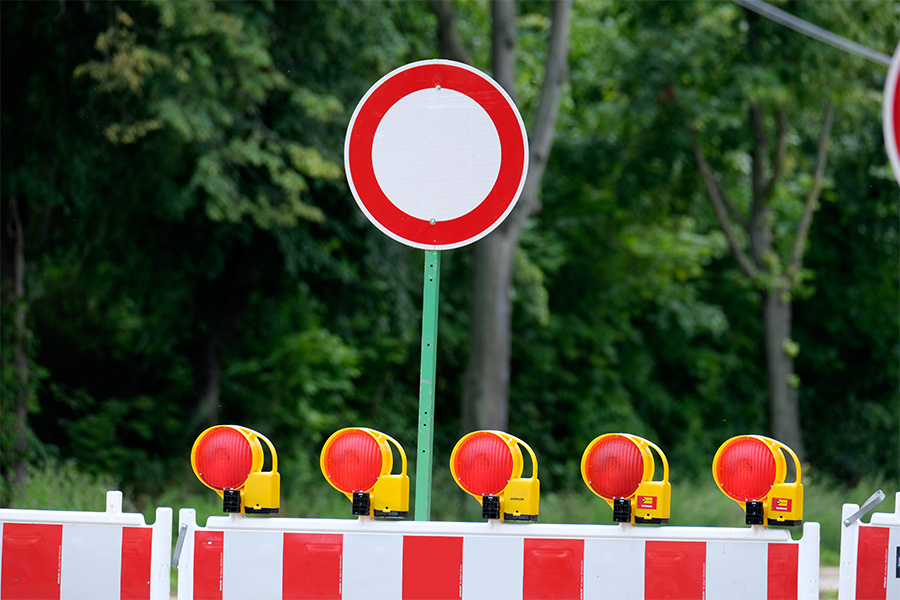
[372,87,502,223]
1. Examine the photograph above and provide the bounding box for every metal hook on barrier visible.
[172,523,189,569]
[842,489,885,527]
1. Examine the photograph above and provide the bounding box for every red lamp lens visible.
[194,427,253,490]
[584,435,644,499]
[323,429,383,493]
[716,437,777,501]
[453,432,514,496]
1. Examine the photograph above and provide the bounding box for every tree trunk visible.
[462,225,518,431]
[191,333,224,432]
[686,11,833,463]
[429,0,471,64]
[189,249,252,433]
[762,288,804,458]
[458,0,573,433]
[8,196,30,491]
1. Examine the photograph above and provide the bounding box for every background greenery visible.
[1,0,897,564]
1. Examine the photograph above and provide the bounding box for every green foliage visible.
[1,1,896,517]
[4,459,121,512]
[520,0,898,483]
[75,2,343,229]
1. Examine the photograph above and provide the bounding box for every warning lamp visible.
[713,435,803,526]
[581,433,671,524]
[191,425,280,514]
[450,430,539,522]
[320,427,409,518]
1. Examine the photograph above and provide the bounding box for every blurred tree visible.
[2,0,895,503]
[1,0,440,493]
[2,1,111,497]
[599,0,898,460]
[73,1,348,429]
[430,0,574,432]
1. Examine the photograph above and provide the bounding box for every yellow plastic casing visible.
[503,438,540,521]
[764,437,803,525]
[369,431,409,517]
[320,427,409,518]
[450,430,540,522]
[581,434,670,524]
[712,435,803,526]
[631,438,670,524]
[190,425,280,514]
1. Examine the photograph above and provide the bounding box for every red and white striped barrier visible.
[0,491,172,600]
[840,491,900,600]
[176,509,819,599]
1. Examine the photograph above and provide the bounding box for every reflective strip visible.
[522,538,584,600]
[403,535,463,599]
[222,530,283,600]
[1,522,62,600]
[644,540,706,599]
[889,526,900,599]
[121,526,153,600]
[194,530,224,600]
[584,537,644,599]
[768,542,798,600]
[342,533,402,599]
[282,532,343,600]
[60,524,122,599]
[858,526,891,600]
[462,535,523,600]
[706,540,766,598]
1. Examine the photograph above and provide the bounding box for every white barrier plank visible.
[0,491,172,600]
[177,510,818,600]
[462,535,523,600]
[839,491,900,600]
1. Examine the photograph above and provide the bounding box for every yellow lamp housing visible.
[712,435,803,526]
[581,433,671,525]
[320,427,409,518]
[191,425,280,515]
[450,430,540,522]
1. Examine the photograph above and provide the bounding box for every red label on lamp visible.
[771,497,792,512]
[637,496,657,510]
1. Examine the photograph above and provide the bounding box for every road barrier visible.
[0,490,172,600]
[840,491,900,600]
[174,508,819,600]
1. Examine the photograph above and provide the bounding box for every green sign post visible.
[414,250,441,520]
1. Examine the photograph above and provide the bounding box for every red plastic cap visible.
[716,437,776,501]
[194,427,253,490]
[584,435,644,499]
[322,429,383,493]
[453,432,514,496]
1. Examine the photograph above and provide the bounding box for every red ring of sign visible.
[885,44,900,183]
[346,62,527,248]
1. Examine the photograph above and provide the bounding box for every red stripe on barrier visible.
[645,540,706,600]
[1,523,63,600]
[857,526,890,600]
[402,535,463,600]
[523,538,584,600]
[121,526,153,600]
[767,542,798,600]
[283,533,343,600]
[194,530,224,600]
[0,523,62,600]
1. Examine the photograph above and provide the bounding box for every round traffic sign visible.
[885,43,900,184]
[345,60,529,250]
